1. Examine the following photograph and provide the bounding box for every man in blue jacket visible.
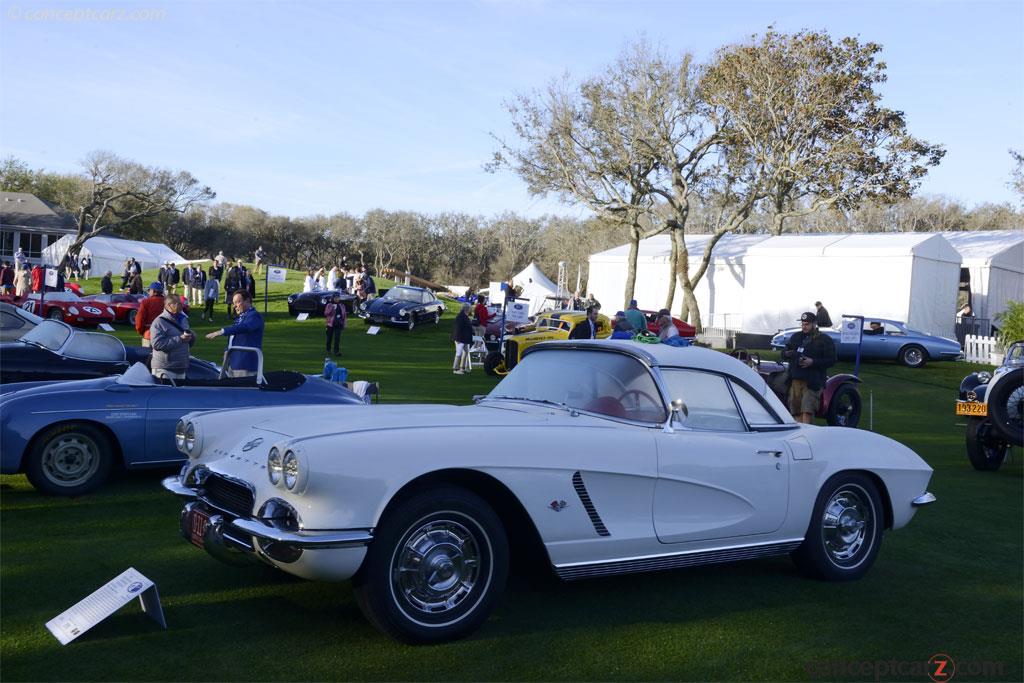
[205,290,265,378]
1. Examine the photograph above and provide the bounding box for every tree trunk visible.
[622,223,640,309]
[671,229,702,332]
[664,229,678,312]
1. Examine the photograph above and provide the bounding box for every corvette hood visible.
[208,401,585,446]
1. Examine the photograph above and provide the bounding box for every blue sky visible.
[1,0,1022,218]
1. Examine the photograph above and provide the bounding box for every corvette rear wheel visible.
[352,487,508,644]
[791,473,883,581]
[965,418,1008,471]
[25,423,113,496]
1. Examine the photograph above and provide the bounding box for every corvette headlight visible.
[69,306,79,315]
[283,450,299,490]
[185,422,196,453]
[268,447,283,485]
[175,419,186,452]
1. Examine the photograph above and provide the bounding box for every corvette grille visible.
[202,474,255,517]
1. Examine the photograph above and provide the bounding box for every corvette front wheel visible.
[791,473,883,581]
[352,486,508,644]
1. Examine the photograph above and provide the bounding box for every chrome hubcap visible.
[822,487,872,564]
[42,434,100,487]
[392,519,480,614]
[905,348,922,365]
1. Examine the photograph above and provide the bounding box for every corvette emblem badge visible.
[241,437,264,452]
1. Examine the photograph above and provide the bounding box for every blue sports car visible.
[359,285,445,330]
[771,317,963,368]
[0,354,364,496]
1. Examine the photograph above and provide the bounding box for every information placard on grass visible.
[45,567,166,645]
[367,326,381,335]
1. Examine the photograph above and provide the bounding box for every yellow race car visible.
[483,310,611,376]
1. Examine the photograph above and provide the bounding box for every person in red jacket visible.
[135,282,167,347]
[31,265,44,293]
[473,294,490,338]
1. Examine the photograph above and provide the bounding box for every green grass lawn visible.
[1,270,1021,681]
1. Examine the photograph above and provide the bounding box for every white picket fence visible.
[964,334,998,364]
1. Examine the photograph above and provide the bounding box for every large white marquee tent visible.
[942,230,1024,322]
[588,233,770,326]
[588,231,972,339]
[42,235,189,276]
[740,233,962,338]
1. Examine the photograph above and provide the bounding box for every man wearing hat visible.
[781,312,837,424]
[610,311,635,339]
[625,299,647,334]
[135,282,167,347]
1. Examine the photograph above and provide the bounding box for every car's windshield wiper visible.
[486,395,567,409]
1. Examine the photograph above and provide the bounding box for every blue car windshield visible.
[20,320,71,352]
[382,287,423,303]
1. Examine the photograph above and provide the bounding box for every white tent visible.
[488,262,561,315]
[741,233,962,338]
[42,235,190,276]
[587,233,770,325]
[941,230,1024,322]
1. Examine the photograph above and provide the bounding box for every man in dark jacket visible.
[814,301,833,328]
[206,290,264,378]
[451,303,474,374]
[569,307,600,339]
[224,260,244,312]
[100,271,114,295]
[783,311,837,424]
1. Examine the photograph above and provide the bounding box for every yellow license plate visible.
[955,401,987,417]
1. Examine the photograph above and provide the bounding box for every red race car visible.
[14,292,116,327]
[642,310,696,337]
[80,293,191,325]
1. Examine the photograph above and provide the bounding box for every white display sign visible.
[840,318,861,344]
[44,267,58,288]
[366,325,381,335]
[98,323,115,332]
[267,266,287,283]
[505,301,530,324]
[295,313,309,321]
[45,567,166,645]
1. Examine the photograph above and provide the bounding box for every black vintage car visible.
[359,285,445,330]
[955,340,1023,471]
[287,289,358,317]
[0,320,220,385]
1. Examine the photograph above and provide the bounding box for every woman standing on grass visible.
[203,267,219,322]
[324,293,347,356]
[451,303,473,375]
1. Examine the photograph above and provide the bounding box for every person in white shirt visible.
[303,269,317,293]
[327,265,340,291]
[657,315,680,341]
[214,251,226,268]
[314,267,327,290]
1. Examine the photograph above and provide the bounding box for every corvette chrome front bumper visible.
[911,492,937,506]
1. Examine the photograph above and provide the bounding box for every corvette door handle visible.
[757,450,784,458]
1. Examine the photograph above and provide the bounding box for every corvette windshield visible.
[487,349,667,422]
[381,287,422,303]
[19,320,71,351]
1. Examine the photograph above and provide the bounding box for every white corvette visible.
[164,340,936,643]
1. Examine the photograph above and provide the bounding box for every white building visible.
[942,230,1024,323]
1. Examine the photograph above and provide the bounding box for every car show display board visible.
[45,568,165,645]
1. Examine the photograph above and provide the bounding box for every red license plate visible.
[188,507,211,548]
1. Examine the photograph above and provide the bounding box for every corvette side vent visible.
[572,471,610,537]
